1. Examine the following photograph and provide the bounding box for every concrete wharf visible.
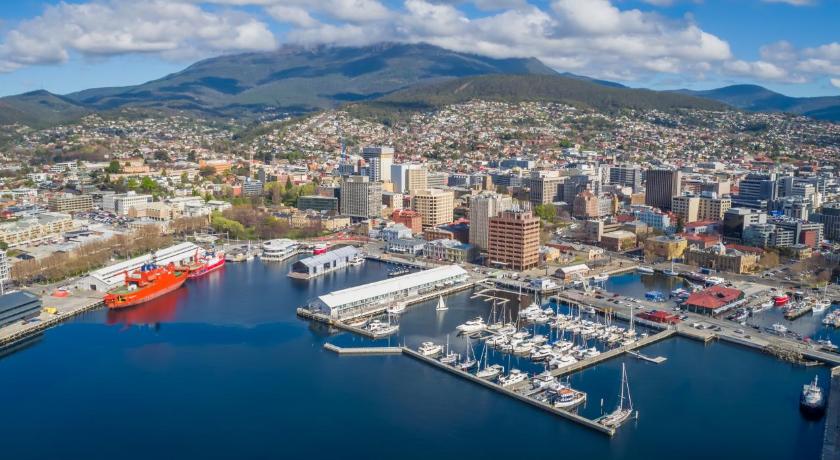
[549,329,676,378]
[823,366,840,460]
[323,343,403,355]
[0,294,104,349]
[401,346,616,436]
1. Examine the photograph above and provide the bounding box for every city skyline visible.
[0,0,839,98]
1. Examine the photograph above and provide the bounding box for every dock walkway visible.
[0,295,103,349]
[401,347,616,436]
[824,366,840,460]
[323,343,402,355]
[549,329,676,377]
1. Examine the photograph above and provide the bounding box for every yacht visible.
[499,369,528,388]
[663,261,679,277]
[816,338,838,352]
[367,318,399,337]
[549,354,578,369]
[812,298,831,314]
[800,375,825,418]
[636,266,655,275]
[418,342,444,357]
[599,363,635,428]
[530,345,554,361]
[512,341,535,356]
[457,340,478,370]
[553,387,587,409]
[456,317,486,334]
[476,364,504,381]
[440,352,460,365]
[531,370,556,389]
[348,254,366,266]
[435,295,448,312]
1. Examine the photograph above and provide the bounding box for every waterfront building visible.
[0,212,76,248]
[423,222,469,243]
[385,238,426,255]
[423,239,478,263]
[601,230,637,252]
[554,264,590,282]
[0,290,42,328]
[289,246,360,279]
[683,285,745,316]
[340,175,382,220]
[362,146,394,182]
[413,189,454,230]
[645,169,682,211]
[644,235,688,262]
[85,242,199,291]
[48,194,93,213]
[261,239,300,262]
[684,243,758,274]
[390,209,422,234]
[297,195,339,213]
[309,265,469,320]
[468,192,514,251]
[488,209,540,270]
[103,191,153,216]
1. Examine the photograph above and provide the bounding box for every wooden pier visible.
[401,346,616,436]
[627,351,667,364]
[822,366,840,460]
[323,343,403,355]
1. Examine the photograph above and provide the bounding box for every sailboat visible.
[476,344,503,380]
[436,295,448,311]
[457,338,478,371]
[599,363,635,428]
[440,335,459,365]
[663,260,679,277]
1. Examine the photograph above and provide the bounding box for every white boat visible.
[386,302,406,315]
[772,323,789,334]
[531,370,556,389]
[367,318,399,337]
[593,274,610,282]
[549,354,578,369]
[457,339,478,371]
[530,345,554,361]
[435,295,448,312]
[512,341,535,356]
[663,260,679,277]
[348,255,366,266]
[705,276,725,286]
[599,363,635,428]
[456,317,486,334]
[816,339,838,352]
[812,298,830,314]
[418,342,444,357]
[636,266,655,275]
[499,369,528,387]
[439,335,459,364]
[553,387,587,409]
[476,364,504,381]
[583,306,597,315]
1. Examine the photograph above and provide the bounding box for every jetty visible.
[0,293,104,349]
[401,346,616,436]
[548,329,676,378]
[323,343,402,355]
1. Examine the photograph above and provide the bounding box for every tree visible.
[139,176,158,194]
[533,204,556,223]
[105,160,121,174]
[180,172,189,184]
[284,176,293,191]
[674,216,685,234]
[126,177,139,190]
[187,150,197,162]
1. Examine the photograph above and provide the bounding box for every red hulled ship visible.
[104,262,187,309]
[187,250,226,279]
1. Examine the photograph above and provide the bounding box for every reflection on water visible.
[105,286,187,328]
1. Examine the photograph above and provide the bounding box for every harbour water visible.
[0,260,830,459]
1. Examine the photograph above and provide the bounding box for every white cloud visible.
[762,0,815,5]
[266,5,318,27]
[0,0,277,72]
[830,78,840,89]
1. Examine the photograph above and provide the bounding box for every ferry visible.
[800,375,825,418]
[187,250,225,279]
[773,294,790,306]
[103,262,187,309]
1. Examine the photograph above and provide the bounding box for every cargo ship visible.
[103,262,187,309]
[187,250,225,279]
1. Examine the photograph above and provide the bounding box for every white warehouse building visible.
[84,242,199,291]
[309,265,468,320]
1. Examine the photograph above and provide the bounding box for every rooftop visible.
[684,285,743,311]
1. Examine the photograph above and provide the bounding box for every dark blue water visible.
[0,260,829,459]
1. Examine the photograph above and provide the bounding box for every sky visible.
[0,0,839,98]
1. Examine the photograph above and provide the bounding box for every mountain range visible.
[0,42,837,127]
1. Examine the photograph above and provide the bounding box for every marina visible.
[0,259,833,459]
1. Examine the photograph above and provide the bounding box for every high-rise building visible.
[810,202,840,242]
[722,208,767,241]
[572,190,599,219]
[413,189,454,229]
[529,171,563,206]
[608,165,642,192]
[645,169,682,211]
[340,175,382,219]
[468,192,514,250]
[362,146,394,182]
[732,173,778,210]
[103,191,153,216]
[391,163,427,194]
[671,195,700,223]
[488,209,540,270]
[48,194,93,213]
[697,196,732,221]
[426,172,449,188]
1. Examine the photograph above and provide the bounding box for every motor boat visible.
[800,375,825,418]
[772,323,788,334]
[476,364,504,381]
[386,302,406,315]
[456,317,486,334]
[554,387,587,409]
[418,342,444,357]
[499,369,528,387]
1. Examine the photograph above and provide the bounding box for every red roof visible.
[726,244,765,254]
[681,233,721,244]
[684,219,719,229]
[684,286,743,311]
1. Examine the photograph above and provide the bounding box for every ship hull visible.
[105,274,187,309]
[188,258,225,279]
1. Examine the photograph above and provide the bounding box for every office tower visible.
[362,146,394,182]
[810,202,840,242]
[645,169,682,211]
[697,196,732,221]
[722,208,767,241]
[412,189,454,229]
[469,192,514,250]
[529,171,563,206]
[340,175,382,219]
[671,195,700,223]
[391,164,427,194]
[488,209,540,270]
[608,165,642,192]
[732,173,778,210]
